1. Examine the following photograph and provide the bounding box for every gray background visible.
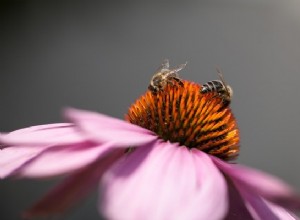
[1,0,300,219]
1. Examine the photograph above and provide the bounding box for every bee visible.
[201,67,233,107]
[148,59,187,94]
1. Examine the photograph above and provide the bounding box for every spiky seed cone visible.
[125,80,240,161]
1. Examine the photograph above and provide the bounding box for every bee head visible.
[226,85,233,99]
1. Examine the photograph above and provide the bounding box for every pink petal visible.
[0,146,49,178]
[0,123,85,146]
[224,179,254,220]
[265,201,299,220]
[238,187,299,220]
[212,157,300,210]
[100,141,228,220]
[225,178,298,219]
[23,148,124,219]
[16,143,119,178]
[239,187,282,219]
[0,142,123,178]
[64,108,157,146]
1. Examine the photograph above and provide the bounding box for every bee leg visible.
[172,77,184,87]
[148,85,158,94]
[222,99,230,108]
[203,93,228,109]
[167,79,176,87]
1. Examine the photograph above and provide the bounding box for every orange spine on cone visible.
[125,80,240,161]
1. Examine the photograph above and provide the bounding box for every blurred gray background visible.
[1,0,300,219]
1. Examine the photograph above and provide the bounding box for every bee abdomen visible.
[201,80,224,94]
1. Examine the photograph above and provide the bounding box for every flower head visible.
[126,80,239,160]
[1,61,300,219]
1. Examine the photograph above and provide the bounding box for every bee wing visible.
[156,59,170,72]
[161,59,170,69]
[170,62,187,73]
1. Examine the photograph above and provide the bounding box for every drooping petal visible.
[0,146,49,178]
[100,142,228,220]
[0,142,122,178]
[237,187,299,220]
[23,148,124,219]
[239,187,281,220]
[0,123,85,146]
[265,201,299,220]
[64,108,157,146]
[224,178,254,220]
[212,157,300,210]
[16,143,120,178]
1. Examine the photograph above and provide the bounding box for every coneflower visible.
[0,60,299,219]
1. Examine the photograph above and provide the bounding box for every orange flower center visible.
[125,80,240,160]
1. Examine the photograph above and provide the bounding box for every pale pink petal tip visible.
[15,143,117,178]
[0,146,48,178]
[266,201,299,219]
[64,108,157,146]
[0,123,85,146]
[100,142,228,220]
[0,134,124,178]
[212,157,300,210]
